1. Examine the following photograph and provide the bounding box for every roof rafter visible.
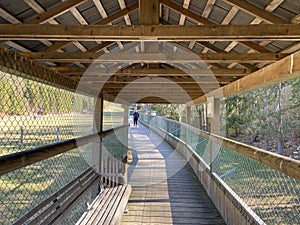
[160,0,273,56]
[221,0,289,24]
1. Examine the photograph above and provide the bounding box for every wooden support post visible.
[139,0,159,25]
[93,96,103,173]
[139,0,159,53]
[208,97,220,174]
[123,105,129,183]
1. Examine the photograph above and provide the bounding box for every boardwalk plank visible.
[121,124,226,225]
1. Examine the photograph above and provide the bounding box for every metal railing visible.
[141,114,300,225]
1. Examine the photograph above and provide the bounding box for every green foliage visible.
[0,72,94,116]
[151,104,185,121]
[220,77,300,154]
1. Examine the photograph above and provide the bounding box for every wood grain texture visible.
[121,124,225,225]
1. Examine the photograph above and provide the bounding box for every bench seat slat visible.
[98,186,124,225]
[105,185,132,225]
[77,185,131,225]
[79,186,120,224]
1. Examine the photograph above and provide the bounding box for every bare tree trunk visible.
[264,92,270,151]
[277,83,284,155]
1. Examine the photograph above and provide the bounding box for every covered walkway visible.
[122,123,225,225]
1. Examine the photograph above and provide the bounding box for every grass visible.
[0,111,127,224]
[148,118,300,225]
[192,136,300,225]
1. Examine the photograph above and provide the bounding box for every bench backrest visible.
[13,167,101,225]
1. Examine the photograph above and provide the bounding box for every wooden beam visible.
[1,24,299,41]
[139,0,160,25]
[0,125,127,175]
[100,83,217,88]
[189,50,300,104]
[55,67,252,77]
[22,52,289,63]
[81,76,233,83]
[222,0,289,24]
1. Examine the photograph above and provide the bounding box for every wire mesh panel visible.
[0,71,94,156]
[0,63,97,223]
[0,146,91,224]
[0,49,130,224]
[215,146,300,225]
[141,115,300,225]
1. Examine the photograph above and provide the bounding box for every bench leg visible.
[124,204,129,214]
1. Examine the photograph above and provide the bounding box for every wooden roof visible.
[0,0,299,104]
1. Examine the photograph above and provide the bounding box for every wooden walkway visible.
[121,123,225,225]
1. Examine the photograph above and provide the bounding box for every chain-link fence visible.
[0,71,94,157]
[141,114,300,225]
[0,61,128,224]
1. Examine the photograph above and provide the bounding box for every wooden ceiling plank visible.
[24,0,45,14]
[222,0,288,24]
[265,0,285,12]
[222,6,239,24]
[0,6,21,24]
[92,0,108,18]
[26,0,88,24]
[291,14,300,24]
[95,3,138,25]
[281,42,300,54]
[119,0,131,25]
[179,0,190,25]
[161,0,214,25]
[5,41,30,52]
[202,0,216,19]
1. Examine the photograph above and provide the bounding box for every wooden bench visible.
[12,167,131,225]
[76,184,131,225]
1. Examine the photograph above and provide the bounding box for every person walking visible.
[133,110,139,126]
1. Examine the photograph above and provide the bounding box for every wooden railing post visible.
[123,105,129,182]
[93,96,103,173]
[208,97,221,174]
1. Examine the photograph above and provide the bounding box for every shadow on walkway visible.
[122,123,225,225]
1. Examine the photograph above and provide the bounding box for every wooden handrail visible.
[144,115,300,181]
[0,124,129,176]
